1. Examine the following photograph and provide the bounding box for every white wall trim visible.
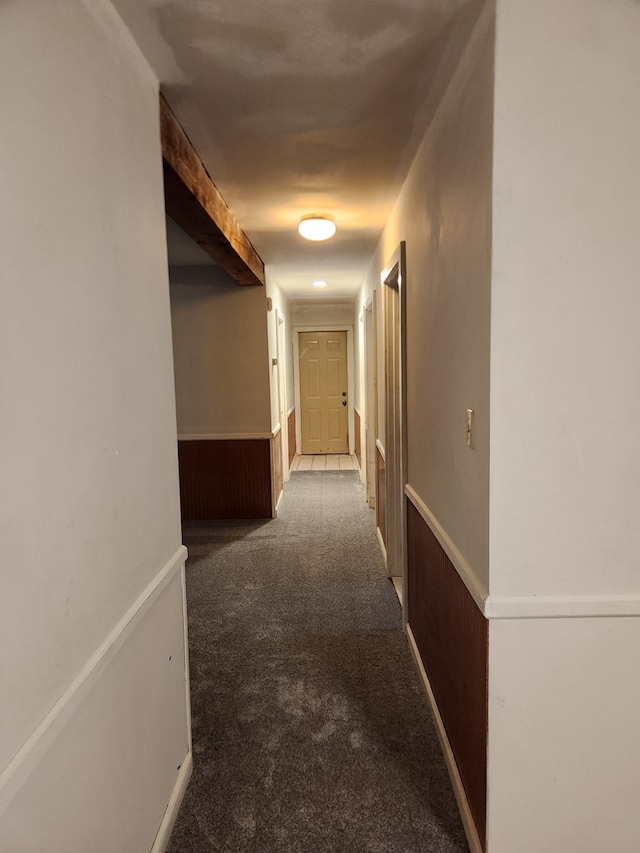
[178,433,273,441]
[0,545,188,816]
[180,563,193,753]
[150,752,193,853]
[270,427,283,519]
[484,593,640,620]
[271,424,281,438]
[375,438,385,461]
[287,406,295,418]
[405,484,488,613]
[404,485,640,619]
[376,527,387,567]
[407,626,484,853]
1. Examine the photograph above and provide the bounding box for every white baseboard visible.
[406,625,484,853]
[150,752,193,853]
[376,527,387,567]
[358,465,366,486]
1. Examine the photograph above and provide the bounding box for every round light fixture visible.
[298,215,336,241]
[312,280,327,288]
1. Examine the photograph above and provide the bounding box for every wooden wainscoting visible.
[178,438,272,520]
[354,409,362,469]
[375,443,386,550]
[271,429,283,514]
[287,409,296,467]
[406,498,488,849]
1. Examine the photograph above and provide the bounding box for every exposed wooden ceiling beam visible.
[160,94,265,287]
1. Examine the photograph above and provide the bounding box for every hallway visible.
[168,471,468,853]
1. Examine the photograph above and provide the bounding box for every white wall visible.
[170,266,272,436]
[487,2,640,850]
[0,1,190,849]
[488,616,640,853]
[356,3,494,591]
[291,299,356,329]
[490,0,640,602]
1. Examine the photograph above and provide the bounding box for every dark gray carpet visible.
[168,471,469,853]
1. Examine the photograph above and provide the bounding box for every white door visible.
[299,330,349,454]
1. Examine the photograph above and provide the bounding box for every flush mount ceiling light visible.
[298,214,336,241]
[312,280,327,288]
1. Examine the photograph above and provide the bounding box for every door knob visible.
[342,392,347,397]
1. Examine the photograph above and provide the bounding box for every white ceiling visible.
[112,0,482,299]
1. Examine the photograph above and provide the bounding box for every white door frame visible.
[363,295,377,507]
[293,325,355,456]
[383,242,408,624]
[275,309,290,480]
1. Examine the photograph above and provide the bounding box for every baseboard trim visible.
[407,625,484,853]
[405,485,487,614]
[0,545,188,814]
[150,752,193,853]
[376,526,387,567]
[180,563,193,751]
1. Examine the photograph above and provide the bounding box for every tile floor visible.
[291,454,356,472]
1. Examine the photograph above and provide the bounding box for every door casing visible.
[363,295,377,507]
[382,243,408,624]
[293,325,355,457]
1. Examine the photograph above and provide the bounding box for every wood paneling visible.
[178,439,272,520]
[407,499,488,848]
[160,95,265,287]
[376,445,386,547]
[354,410,362,468]
[288,410,296,467]
[271,432,283,514]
